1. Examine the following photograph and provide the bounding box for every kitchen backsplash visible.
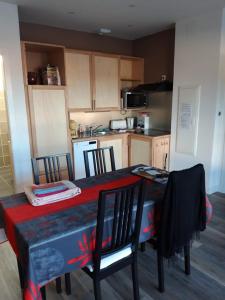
[69,110,136,128]
[69,92,172,131]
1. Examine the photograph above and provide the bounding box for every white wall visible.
[170,10,225,193]
[0,2,32,192]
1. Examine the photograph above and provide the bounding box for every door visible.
[99,138,123,170]
[29,87,69,157]
[93,55,120,110]
[65,51,92,111]
[0,55,14,196]
[129,136,151,166]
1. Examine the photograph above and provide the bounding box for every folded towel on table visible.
[24,180,81,206]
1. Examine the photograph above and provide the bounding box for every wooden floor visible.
[0,193,225,300]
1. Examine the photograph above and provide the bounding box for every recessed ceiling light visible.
[68,11,75,15]
[128,4,136,8]
[99,28,112,35]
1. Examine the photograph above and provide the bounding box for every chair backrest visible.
[83,146,116,178]
[159,164,206,258]
[93,179,144,271]
[31,153,73,185]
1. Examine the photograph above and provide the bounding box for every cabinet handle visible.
[164,153,168,170]
[93,99,96,110]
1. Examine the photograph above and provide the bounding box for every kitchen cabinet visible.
[28,86,70,157]
[129,135,152,166]
[21,41,66,86]
[65,51,92,111]
[65,51,121,111]
[120,58,144,82]
[98,134,128,169]
[152,136,170,170]
[93,55,120,110]
[129,134,170,170]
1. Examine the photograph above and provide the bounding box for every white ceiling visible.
[2,0,225,39]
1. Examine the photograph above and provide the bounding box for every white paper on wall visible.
[176,86,201,155]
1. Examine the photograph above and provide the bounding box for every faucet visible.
[89,125,103,136]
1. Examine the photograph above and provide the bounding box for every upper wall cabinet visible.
[93,55,120,110]
[120,57,144,89]
[21,41,66,86]
[65,51,92,111]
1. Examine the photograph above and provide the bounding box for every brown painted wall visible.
[20,23,175,83]
[20,22,133,56]
[133,28,175,83]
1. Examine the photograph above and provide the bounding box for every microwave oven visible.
[122,91,147,109]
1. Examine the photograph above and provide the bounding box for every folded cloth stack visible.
[24,180,81,206]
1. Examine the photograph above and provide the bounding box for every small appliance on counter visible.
[126,117,135,129]
[69,120,79,138]
[137,112,151,130]
[110,119,127,130]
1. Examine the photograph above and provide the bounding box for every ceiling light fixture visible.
[128,4,136,8]
[99,28,112,35]
[68,11,75,15]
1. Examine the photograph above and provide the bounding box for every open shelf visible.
[22,42,66,86]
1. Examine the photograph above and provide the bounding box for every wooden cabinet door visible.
[29,87,69,157]
[99,137,123,170]
[164,137,170,170]
[93,55,120,110]
[120,58,144,82]
[129,137,151,166]
[152,138,165,170]
[120,59,133,80]
[152,136,170,170]
[65,51,92,110]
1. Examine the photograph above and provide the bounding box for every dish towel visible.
[24,180,81,206]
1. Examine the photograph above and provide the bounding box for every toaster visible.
[110,119,127,130]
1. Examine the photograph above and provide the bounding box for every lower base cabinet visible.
[152,136,170,170]
[129,136,151,166]
[99,134,128,170]
[129,135,170,170]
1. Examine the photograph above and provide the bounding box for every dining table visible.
[0,165,212,300]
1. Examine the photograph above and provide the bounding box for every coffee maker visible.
[137,113,150,130]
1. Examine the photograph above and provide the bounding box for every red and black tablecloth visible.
[0,166,212,300]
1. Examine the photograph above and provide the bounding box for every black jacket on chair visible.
[158,164,206,259]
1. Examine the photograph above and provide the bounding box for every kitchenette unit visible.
[21,40,171,180]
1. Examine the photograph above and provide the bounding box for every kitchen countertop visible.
[72,129,170,142]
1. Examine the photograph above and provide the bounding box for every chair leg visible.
[184,243,191,275]
[140,242,146,252]
[40,286,46,300]
[55,277,62,294]
[157,250,165,293]
[93,279,102,300]
[17,259,24,289]
[65,273,72,295]
[131,257,140,300]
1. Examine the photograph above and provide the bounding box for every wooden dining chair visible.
[83,146,116,178]
[82,179,145,300]
[142,164,206,293]
[30,153,73,299]
[31,153,73,185]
